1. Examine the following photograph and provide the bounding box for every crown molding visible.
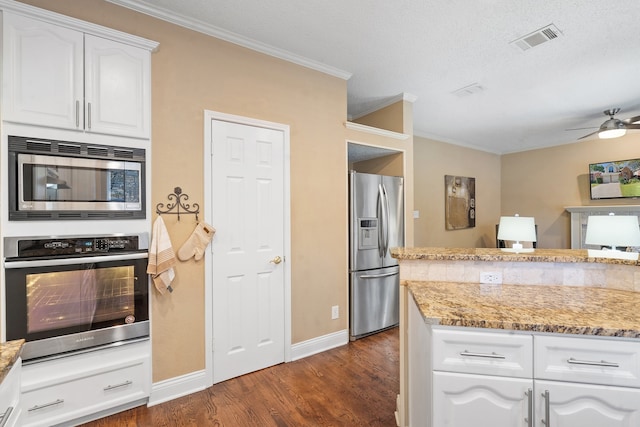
[107,0,351,80]
[350,92,418,121]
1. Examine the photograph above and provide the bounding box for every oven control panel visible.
[5,234,147,259]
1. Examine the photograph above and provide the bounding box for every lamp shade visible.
[497,216,537,243]
[584,214,640,248]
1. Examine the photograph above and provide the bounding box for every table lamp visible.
[584,213,640,260]
[497,214,536,253]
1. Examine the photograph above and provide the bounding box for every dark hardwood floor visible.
[81,327,399,426]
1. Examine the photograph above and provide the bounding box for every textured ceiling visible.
[110,0,640,154]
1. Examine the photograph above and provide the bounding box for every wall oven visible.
[8,135,146,220]
[3,233,149,363]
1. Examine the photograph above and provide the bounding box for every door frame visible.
[203,110,292,386]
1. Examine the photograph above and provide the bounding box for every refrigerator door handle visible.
[379,184,390,257]
[359,272,398,279]
[377,184,385,258]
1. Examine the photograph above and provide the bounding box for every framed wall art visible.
[445,175,475,230]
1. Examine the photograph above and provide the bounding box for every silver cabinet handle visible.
[75,100,80,128]
[360,272,398,279]
[104,380,133,391]
[0,407,13,427]
[541,390,550,426]
[567,357,619,368]
[459,350,506,359]
[525,388,533,427]
[28,399,64,412]
[87,102,92,129]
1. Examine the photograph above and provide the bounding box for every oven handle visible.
[4,252,148,269]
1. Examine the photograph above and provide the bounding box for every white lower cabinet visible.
[433,372,532,426]
[535,380,640,426]
[0,358,22,427]
[20,340,150,427]
[408,297,640,427]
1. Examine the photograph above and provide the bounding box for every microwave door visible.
[17,153,142,211]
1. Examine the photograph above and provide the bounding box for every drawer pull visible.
[459,350,506,359]
[525,389,533,427]
[28,399,64,412]
[567,357,619,368]
[104,380,133,391]
[0,407,13,427]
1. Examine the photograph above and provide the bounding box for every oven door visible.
[4,252,149,362]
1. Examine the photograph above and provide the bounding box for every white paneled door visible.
[211,119,286,383]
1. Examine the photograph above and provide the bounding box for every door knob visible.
[269,256,282,265]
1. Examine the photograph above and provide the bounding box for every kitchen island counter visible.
[392,246,638,265]
[407,280,640,338]
[0,339,23,384]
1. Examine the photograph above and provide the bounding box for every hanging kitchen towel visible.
[147,215,177,294]
[178,221,216,261]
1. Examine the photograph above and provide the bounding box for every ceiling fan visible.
[576,108,640,140]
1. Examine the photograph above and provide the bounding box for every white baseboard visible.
[148,369,208,407]
[148,329,349,406]
[290,328,349,361]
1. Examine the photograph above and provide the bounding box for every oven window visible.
[26,266,135,333]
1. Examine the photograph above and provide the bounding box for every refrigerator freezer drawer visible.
[350,266,399,340]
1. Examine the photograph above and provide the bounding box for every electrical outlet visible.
[480,272,503,284]
[331,305,339,320]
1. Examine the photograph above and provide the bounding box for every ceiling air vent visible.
[452,83,485,98]
[511,24,562,51]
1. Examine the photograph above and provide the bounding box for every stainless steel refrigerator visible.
[349,171,404,340]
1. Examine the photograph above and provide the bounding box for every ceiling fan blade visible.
[623,123,640,130]
[566,126,598,131]
[578,130,600,140]
[623,115,640,124]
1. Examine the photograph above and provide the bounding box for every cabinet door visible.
[535,380,640,427]
[2,12,84,129]
[434,372,533,427]
[85,34,150,138]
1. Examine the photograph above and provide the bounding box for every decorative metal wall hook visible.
[156,187,200,221]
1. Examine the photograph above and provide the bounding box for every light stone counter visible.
[408,281,640,338]
[0,339,23,384]
[391,247,640,292]
[392,247,637,265]
[392,247,640,426]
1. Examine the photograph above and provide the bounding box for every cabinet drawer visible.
[433,328,533,378]
[535,335,640,387]
[21,361,147,427]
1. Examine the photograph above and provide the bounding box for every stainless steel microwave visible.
[8,136,146,220]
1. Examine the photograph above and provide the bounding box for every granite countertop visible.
[0,339,24,384]
[392,247,639,265]
[408,281,640,338]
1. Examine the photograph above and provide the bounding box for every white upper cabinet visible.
[84,34,150,138]
[2,13,83,130]
[3,12,152,139]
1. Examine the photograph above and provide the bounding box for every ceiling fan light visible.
[599,128,626,139]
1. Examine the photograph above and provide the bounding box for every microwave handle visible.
[4,252,148,269]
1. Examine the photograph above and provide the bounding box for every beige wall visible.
[413,136,502,248]
[21,0,351,382]
[502,133,640,249]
